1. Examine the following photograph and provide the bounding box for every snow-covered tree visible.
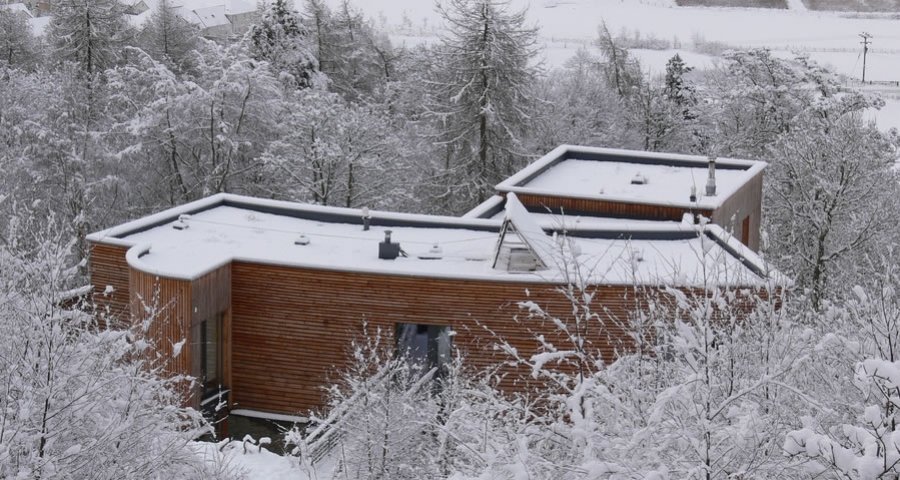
[329,0,387,99]
[0,7,41,70]
[766,113,899,309]
[49,0,133,76]
[700,49,880,159]
[107,43,283,204]
[463,233,809,478]
[596,21,641,98]
[0,65,125,265]
[427,0,540,213]
[259,89,402,208]
[293,327,442,479]
[0,215,228,479]
[664,53,697,119]
[247,0,321,89]
[624,78,695,153]
[786,256,900,478]
[286,324,530,479]
[299,0,387,100]
[529,48,637,154]
[139,0,200,74]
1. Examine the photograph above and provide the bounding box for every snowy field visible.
[336,0,900,132]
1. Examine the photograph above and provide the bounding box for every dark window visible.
[396,323,451,375]
[741,215,751,246]
[200,312,224,399]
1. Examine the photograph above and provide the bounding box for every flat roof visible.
[496,145,767,210]
[87,194,781,287]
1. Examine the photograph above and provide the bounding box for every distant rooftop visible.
[192,5,230,27]
[496,145,767,210]
[88,194,780,287]
[0,3,33,17]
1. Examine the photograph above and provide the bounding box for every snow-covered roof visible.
[135,0,255,14]
[497,145,767,210]
[125,0,256,29]
[88,194,783,288]
[0,3,33,18]
[128,9,154,28]
[193,5,230,27]
[28,16,51,37]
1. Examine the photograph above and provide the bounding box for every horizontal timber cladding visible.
[191,263,232,323]
[513,193,714,223]
[88,242,131,328]
[189,264,233,406]
[129,269,195,403]
[230,262,666,415]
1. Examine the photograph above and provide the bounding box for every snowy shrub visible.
[0,221,229,479]
[785,260,900,479]
[471,244,811,479]
[285,325,534,480]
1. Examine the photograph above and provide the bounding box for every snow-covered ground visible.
[194,441,303,479]
[338,0,900,132]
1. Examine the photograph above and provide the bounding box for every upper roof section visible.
[87,194,784,288]
[496,145,767,210]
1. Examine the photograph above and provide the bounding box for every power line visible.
[860,32,872,83]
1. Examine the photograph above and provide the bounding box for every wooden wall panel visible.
[230,263,661,415]
[88,242,131,328]
[129,269,195,404]
[512,171,763,252]
[513,193,714,223]
[191,264,232,323]
[190,264,233,401]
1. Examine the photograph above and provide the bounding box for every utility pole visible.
[860,32,872,83]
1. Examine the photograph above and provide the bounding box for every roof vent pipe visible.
[362,207,371,231]
[379,229,401,260]
[706,156,717,196]
[172,214,191,230]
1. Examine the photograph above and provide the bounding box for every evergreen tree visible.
[428,0,539,213]
[596,21,640,97]
[0,7,41,70]
[140,0,199,74]
[663,53,696,120]
[248,0,320,89]
[300,0,386,100]
[49,0,132,76]
[329,0,384,99]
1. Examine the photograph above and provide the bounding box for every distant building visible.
[87,146,781,420]
[0,3,34,17]
[25,0,261,39]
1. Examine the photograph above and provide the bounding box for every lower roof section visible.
[87,194,785,287]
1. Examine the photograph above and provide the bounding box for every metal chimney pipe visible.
[706,156,717,196]
[379,230,401,260]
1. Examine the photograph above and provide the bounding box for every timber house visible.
[86,145,778,420]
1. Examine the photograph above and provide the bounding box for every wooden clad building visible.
[86,147,777,418]
[467,145,766,251]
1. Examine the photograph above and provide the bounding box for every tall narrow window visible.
[741,215,751,246]
[200,312,224,399]
[396,323,451,375]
